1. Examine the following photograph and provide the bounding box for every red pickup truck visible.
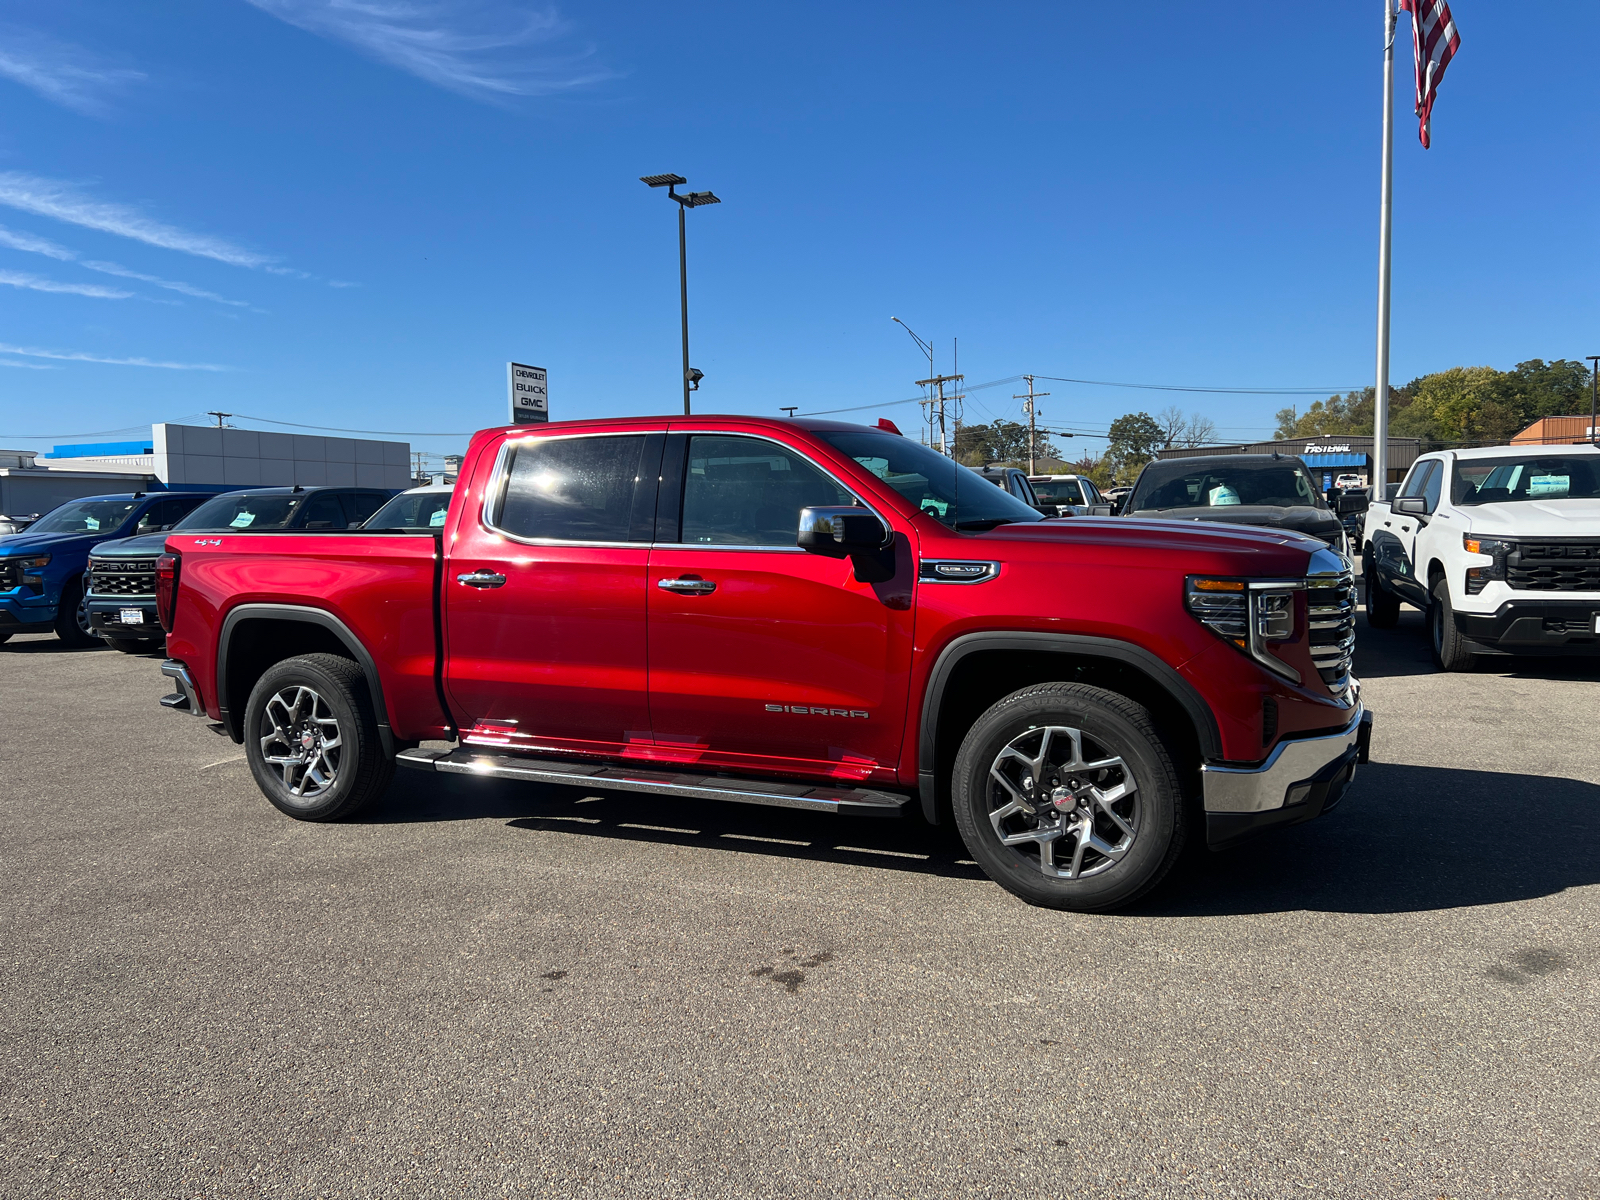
[156,416,1370,911]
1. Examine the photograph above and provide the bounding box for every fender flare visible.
[217,602,394,756]
[916,631,1222,805]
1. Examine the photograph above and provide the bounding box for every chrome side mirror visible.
[798,506,891,558]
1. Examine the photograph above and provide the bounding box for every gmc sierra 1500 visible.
[156,416,1370,911]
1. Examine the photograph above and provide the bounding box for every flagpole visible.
[1373,0,1396,497]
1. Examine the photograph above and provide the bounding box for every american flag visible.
[1398,0,1461,149]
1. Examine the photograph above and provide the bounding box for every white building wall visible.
[153,424,411,489]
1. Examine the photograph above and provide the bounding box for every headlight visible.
[1186,576,1303,683]
[1463,534,1512,595]
[9,554,51,591]
[1463,534,1514,557]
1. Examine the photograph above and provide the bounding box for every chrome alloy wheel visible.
[986,725,1138,879]
[259,685,343,800]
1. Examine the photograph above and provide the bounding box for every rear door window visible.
[297,494,348,530]
[340,491,387,526]
[492,434,652,543]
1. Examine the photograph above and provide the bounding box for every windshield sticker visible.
[84,517,100,530]
[1528,475,1570,497]
[1208,484,1241,506]
[430,507,447,527]
[230,512,257,528]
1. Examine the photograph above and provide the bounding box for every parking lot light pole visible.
[641,174,721,415]
[1589,356,1599,449]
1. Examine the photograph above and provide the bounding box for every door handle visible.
[657,576,716,595]
[456,570,507,588]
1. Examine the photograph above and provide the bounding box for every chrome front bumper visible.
[159,659,205,717]
[1202,703,1370,815]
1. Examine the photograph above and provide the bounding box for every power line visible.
[1033,376,1361,395]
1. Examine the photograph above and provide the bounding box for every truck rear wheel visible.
[951,683,1188,912]
[243,653,394,821]
[1363,549,1400,629]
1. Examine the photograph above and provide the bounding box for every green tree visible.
[953,420,1061,466]
[1105,411,1165,481]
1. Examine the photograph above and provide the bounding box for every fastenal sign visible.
[1302,443,1353,454]
[507,363,548,424]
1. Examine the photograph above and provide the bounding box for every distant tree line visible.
[1273,359,1597,448]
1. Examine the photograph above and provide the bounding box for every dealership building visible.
[1154,435,1423,490]
[0,423,413,519]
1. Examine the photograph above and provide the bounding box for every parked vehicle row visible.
[153,414,1368,913]
[0,483,433,652]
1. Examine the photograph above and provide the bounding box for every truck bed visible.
[163,530,449,742]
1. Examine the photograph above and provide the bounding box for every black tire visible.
[53,582,100,648]
[105,636,163,655]
[243,653,393,821]
[1363,548,1400,629]
[1429,577,1476,672]
[951,682,1188,912]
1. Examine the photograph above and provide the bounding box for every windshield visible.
[1452,454,1600,505]
[173,492,305,531]
[818,431,1044,530]
[1129,460,1325,511]
[28,499,140,535]
[364,490,452,529]
[1030,480,1084,505]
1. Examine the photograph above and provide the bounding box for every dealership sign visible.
[508,363,548,424]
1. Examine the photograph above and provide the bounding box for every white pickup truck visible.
[1361,443,1600,670]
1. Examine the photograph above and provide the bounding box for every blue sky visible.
[0,1,1594,463]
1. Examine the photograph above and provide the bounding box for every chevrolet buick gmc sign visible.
[508,363,549,424]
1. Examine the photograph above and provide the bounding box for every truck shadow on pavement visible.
[372,766,988,882]
[1352,604,1600,682]
[1134,760,1600,916]
[372,759,1600,913]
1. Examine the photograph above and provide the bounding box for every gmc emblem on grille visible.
[766,704,870,719]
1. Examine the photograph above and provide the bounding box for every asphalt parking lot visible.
[3,614,1598,1199]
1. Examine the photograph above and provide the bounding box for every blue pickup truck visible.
[0,492,212,647]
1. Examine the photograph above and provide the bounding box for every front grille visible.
[88,558,157,597]
[1508,541,1600,592]
[0,560,18,590]
[1306,571,1356,694]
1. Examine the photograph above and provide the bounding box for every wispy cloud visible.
[0,342,230,371]
[0,222,74,260]
[0,172,273,268]
[0,26,145,115]
[1,358,57,369]
[81,260,249,306]
[244,1,612,103]
[0,220,252,305]
[0,269,133,299]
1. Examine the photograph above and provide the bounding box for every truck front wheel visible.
[951,683,1188,912]
[1429,578,1476,672]
[1363,549,1400,629]
[243,653,394,821]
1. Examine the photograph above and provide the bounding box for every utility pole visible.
[780,407,798,418]
[207,411,231,430]
[916,374,964,457]
[1014,375,1051,474]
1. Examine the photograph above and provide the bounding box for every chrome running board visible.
[396,747,911,817]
